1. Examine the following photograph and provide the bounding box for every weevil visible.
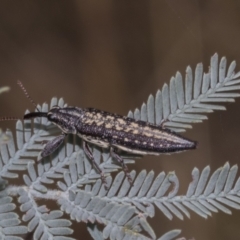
[1,81,197,185]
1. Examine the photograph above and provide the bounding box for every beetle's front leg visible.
[110,148,133,186]
[82,141,107,186]
[160,119,167,127]
[38,133,66,161]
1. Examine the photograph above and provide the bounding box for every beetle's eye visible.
[47,112,55,121]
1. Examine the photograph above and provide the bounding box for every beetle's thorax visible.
[47,106,83,134]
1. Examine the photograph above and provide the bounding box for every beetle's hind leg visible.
[110,148,133,186]
[83,141,107,186]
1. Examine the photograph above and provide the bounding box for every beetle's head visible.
[48,105,77,134]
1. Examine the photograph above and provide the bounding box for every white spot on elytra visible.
[105,123,112,128]
[131,123,138,128]
[96,121,104,126]
[117,118,126,124]
[116,126,123,131]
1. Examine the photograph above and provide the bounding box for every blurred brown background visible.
[1,0,240,239]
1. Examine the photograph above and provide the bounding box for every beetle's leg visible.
[83,141,107,186]
[41,140,48,145]
[110,148,133,186]
[160,119,167,128]
[39,133,66,161]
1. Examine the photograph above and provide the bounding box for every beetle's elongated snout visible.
[24,112,48,119]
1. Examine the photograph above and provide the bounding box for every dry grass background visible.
[1,1,240,239]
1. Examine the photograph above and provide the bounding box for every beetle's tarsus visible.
[160,118,167,128]
[101,173,109,190]
[126,172,134,187]
[41,140,48,145]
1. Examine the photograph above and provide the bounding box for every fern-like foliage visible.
[129,53,240,132]
[0,85,29,239]
[1,54,240,239]
[0,86,10,146]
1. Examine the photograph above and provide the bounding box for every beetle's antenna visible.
[17,80,40,112]
[0,117,19,121]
